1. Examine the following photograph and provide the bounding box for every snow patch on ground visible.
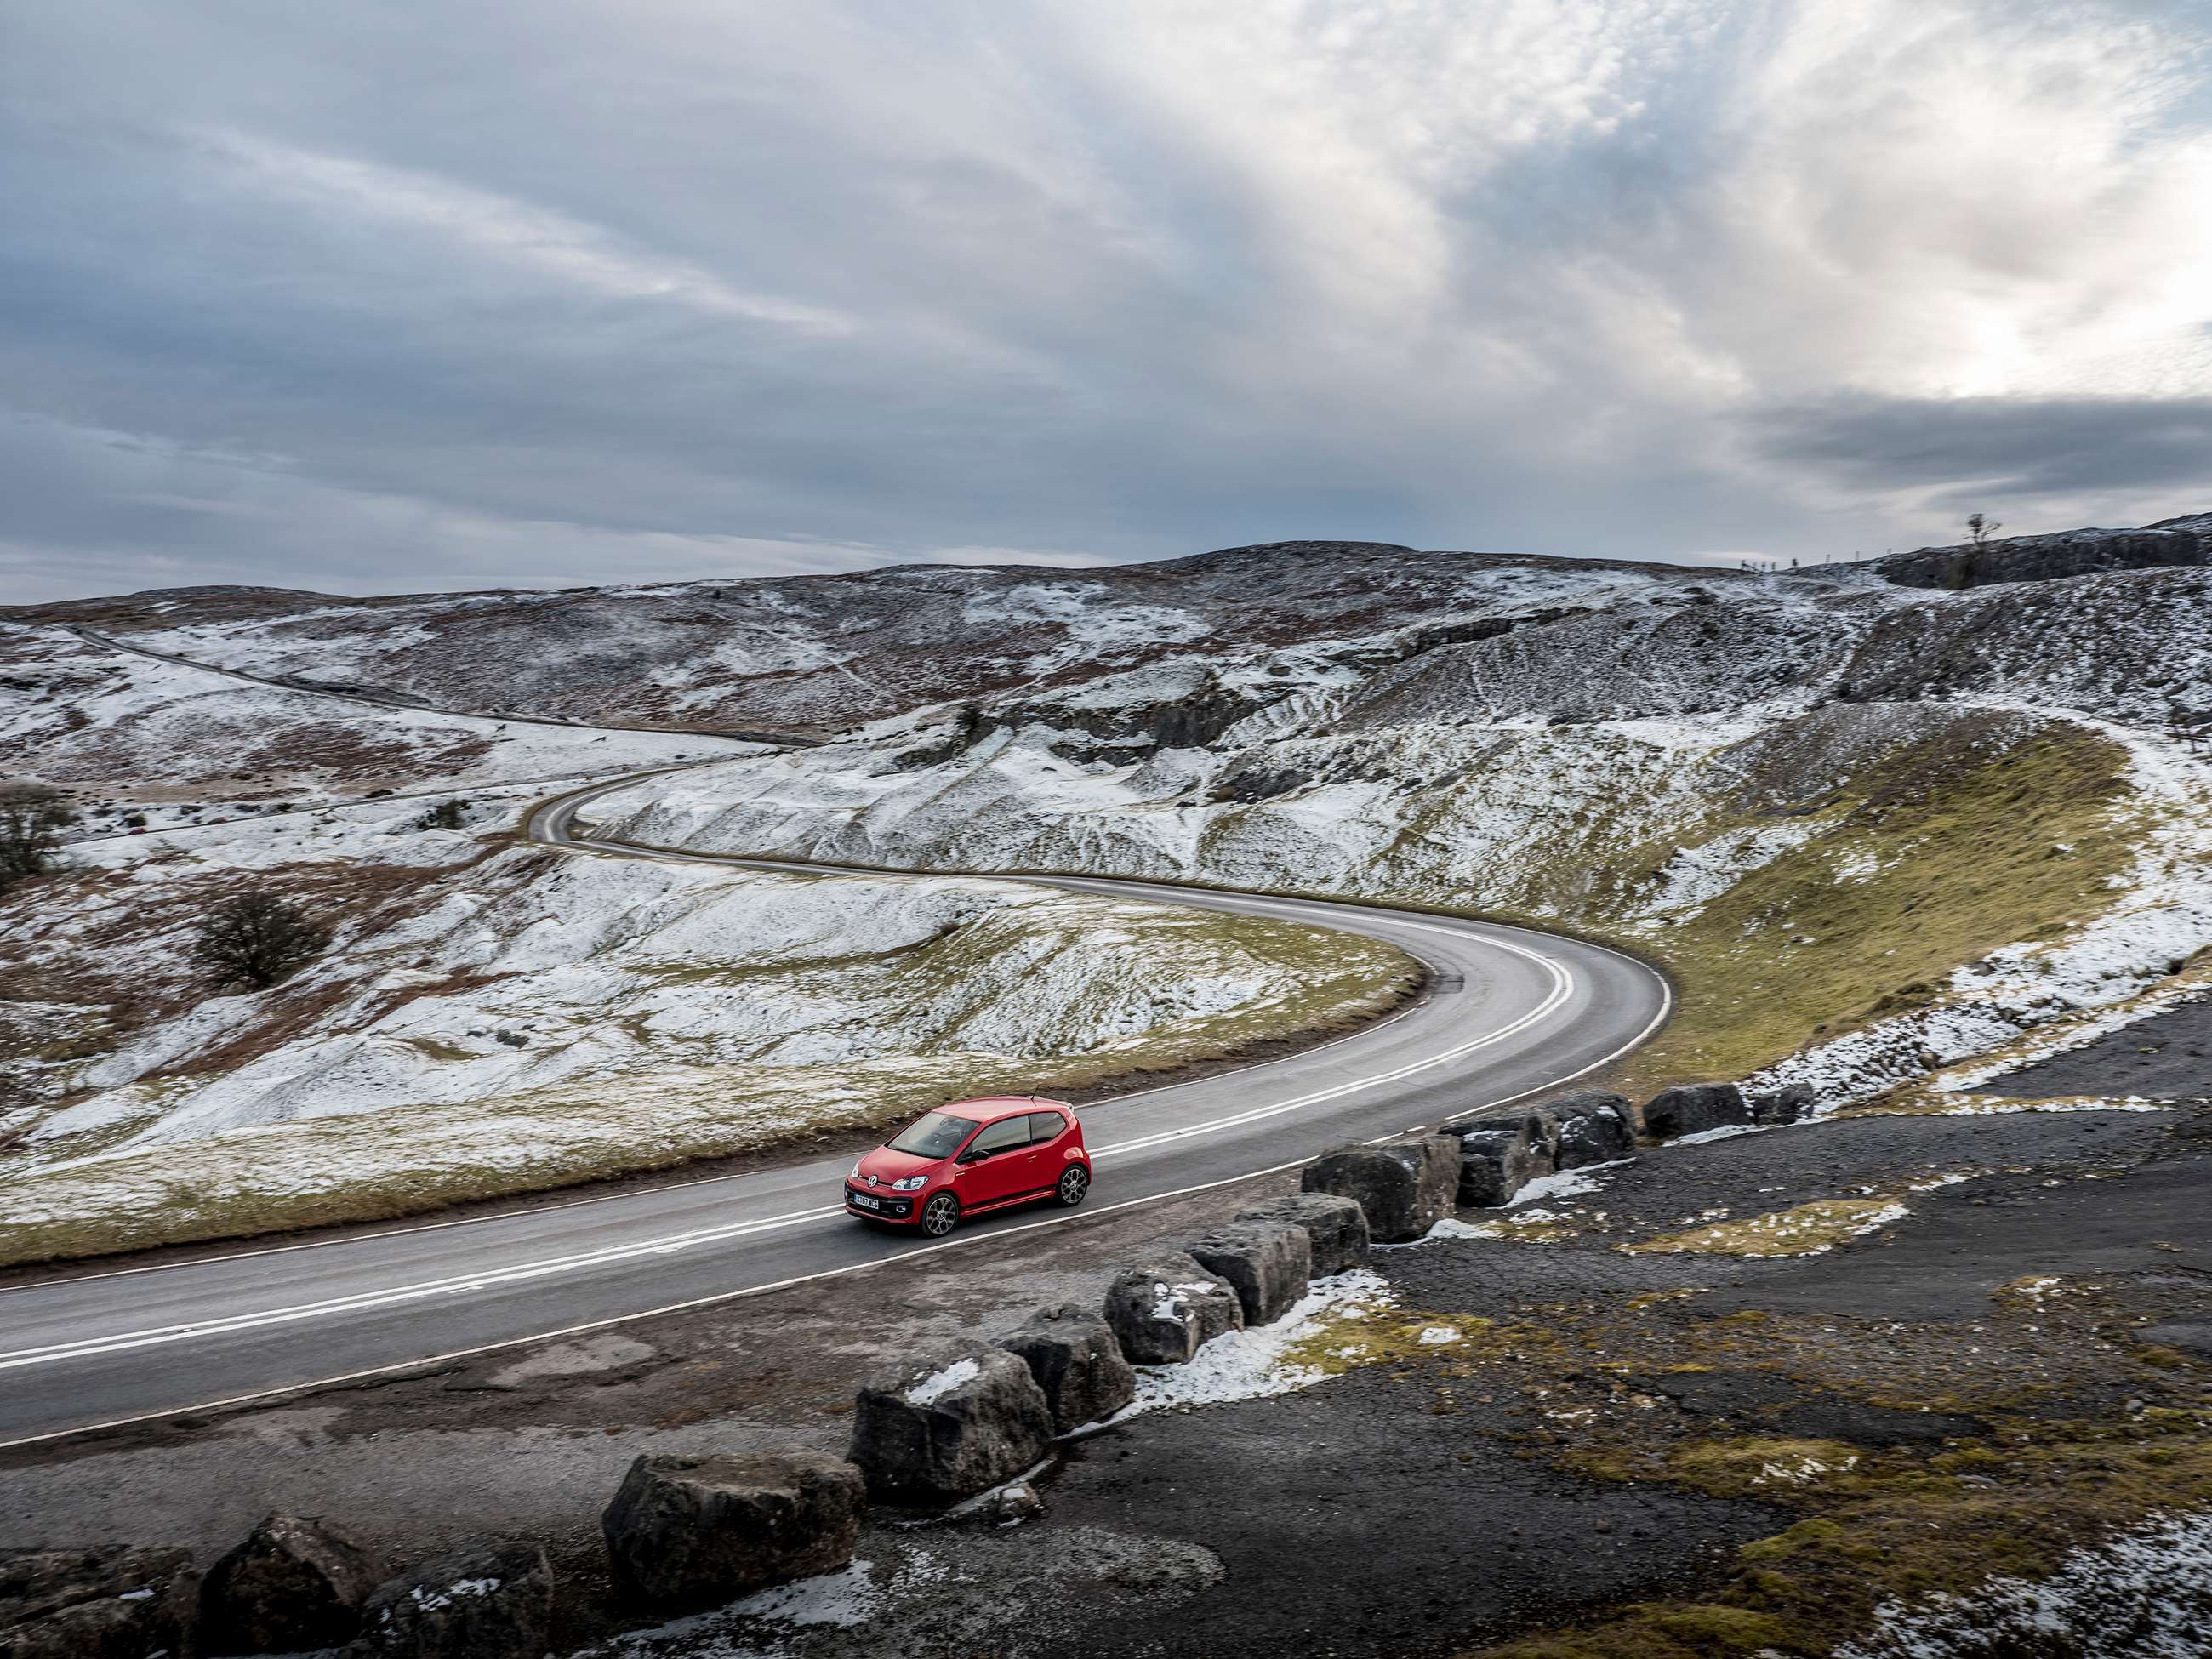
[1120,1270,1394,1413]
[1834,1511,2212,1659]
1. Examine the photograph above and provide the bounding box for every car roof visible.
[938,1096,1070,1122]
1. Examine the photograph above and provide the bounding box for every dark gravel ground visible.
[1974,993,2212,1103]
[7,1099,2209,1659]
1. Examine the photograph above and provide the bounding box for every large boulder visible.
[850,1344,1055,1503]
[349,1548,553,1659]
[1234,1192,1371,1275]
[1102,1252,1244,1365]
[1442,1109,1559,1176]
[1548,1092,1639,1167]
[1184,1220,1312,1325]
[601,1450,864,1610]
[1453,1127,1533,1208]
[1748,1083,1816,1126]
[1644,1083,1753,1140]
[998,1304,1137,1432]
[344,1542,551,1659]
[1300,1137,1458,1242]
[0,1546,200,1659]
[202,1513,386,1654]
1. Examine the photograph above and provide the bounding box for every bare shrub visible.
[0,783,77,892]
[192,891,332,990]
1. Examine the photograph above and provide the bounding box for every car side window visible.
[1027,1111,1065,1145]
[968,1117,1030,1158]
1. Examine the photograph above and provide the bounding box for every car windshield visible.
[887,1111,977,1160]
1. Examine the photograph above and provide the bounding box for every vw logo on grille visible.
[864,1174,879,1185]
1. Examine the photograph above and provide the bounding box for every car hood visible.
[853,1146,942,1183]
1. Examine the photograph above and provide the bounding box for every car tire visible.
[1055,1165,1090,1207]
[920,1192,961,1237]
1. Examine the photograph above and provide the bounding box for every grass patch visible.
[1620,1197,1910,1258]
[1475,1402,2212,1658]
[1604,721,2140,1092]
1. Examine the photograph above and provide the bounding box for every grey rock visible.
[998,1304,1137,1433]
[1454,1127,1533,1208]
[1102,1252,1244,1365]
[0,1547,200,1659]
[1642,1082,1753,1139]
[1300,1137,1458,1242]
[1748,1083,1816,1126]
[1549,1093,1639,1166]
[345,1542,551,1659]
[1234,1192,1371,1275]
[983,1480,1045,1525]
[850,1344,1056,1503]
[1184,1220,1312,1325]
[601,1450,864,1610]
[202,1513,386,1655]
[1443,1109,1559,1173]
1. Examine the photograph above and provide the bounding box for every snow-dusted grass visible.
[3,621,724,814]
[1834,1511,2212,1659]
[0,798,1415,1265]
[599,679,2208,1122]
[1621,1196,1912,1257]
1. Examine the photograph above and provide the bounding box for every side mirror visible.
[958,1146,986,1164]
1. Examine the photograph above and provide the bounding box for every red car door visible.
[956,1115,1035,1206]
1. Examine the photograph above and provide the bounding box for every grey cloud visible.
[1,0,2208,601]
[1753,396,2212,500]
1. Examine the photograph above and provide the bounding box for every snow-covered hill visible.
[0,796,1410,1263]
[9,510,2209,1259]
[564,522,2212,1114]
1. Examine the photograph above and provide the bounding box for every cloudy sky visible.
[3,0,2209,601]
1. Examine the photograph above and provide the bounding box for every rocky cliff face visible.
[1869,511,2212,590]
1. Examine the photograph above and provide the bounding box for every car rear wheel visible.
[1055,1165,1090,1207]
[920,1192,961,1237]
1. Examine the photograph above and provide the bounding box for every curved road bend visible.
[0,744,1668,1450]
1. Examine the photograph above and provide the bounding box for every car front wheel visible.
[1055,1165,1090,1207]
[920,1192,961,1237]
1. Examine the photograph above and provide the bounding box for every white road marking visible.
[0,915,1564,1373]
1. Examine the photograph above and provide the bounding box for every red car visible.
[846,1097,1091,1236]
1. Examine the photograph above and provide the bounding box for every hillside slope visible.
[572,518,2212,1109]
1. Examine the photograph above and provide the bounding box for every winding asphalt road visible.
[0,704,1668,1450]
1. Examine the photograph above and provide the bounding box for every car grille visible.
[845,1185,912,1217]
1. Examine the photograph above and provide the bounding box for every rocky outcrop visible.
[1103,1252,1245,1365]
[1869,513,2211,590]
[202,1514,386,1655]
[1300,1137,1457,1242]
[0,1546,201,1659]
[998,1304,1137,1432]
[1234,1192,1371,1275]
[345,1542,552,1659]
[1643,1083,1753,1140]
[1548,1092,1639,1166]
[1185,1220,1313,1325]
[850,1344,1056,1503]
[601,1451,864,1609]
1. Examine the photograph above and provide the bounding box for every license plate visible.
[851,1193,881,1210]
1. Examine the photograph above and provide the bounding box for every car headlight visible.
[891,1174,928,1191]
[849,1160,862,1179]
